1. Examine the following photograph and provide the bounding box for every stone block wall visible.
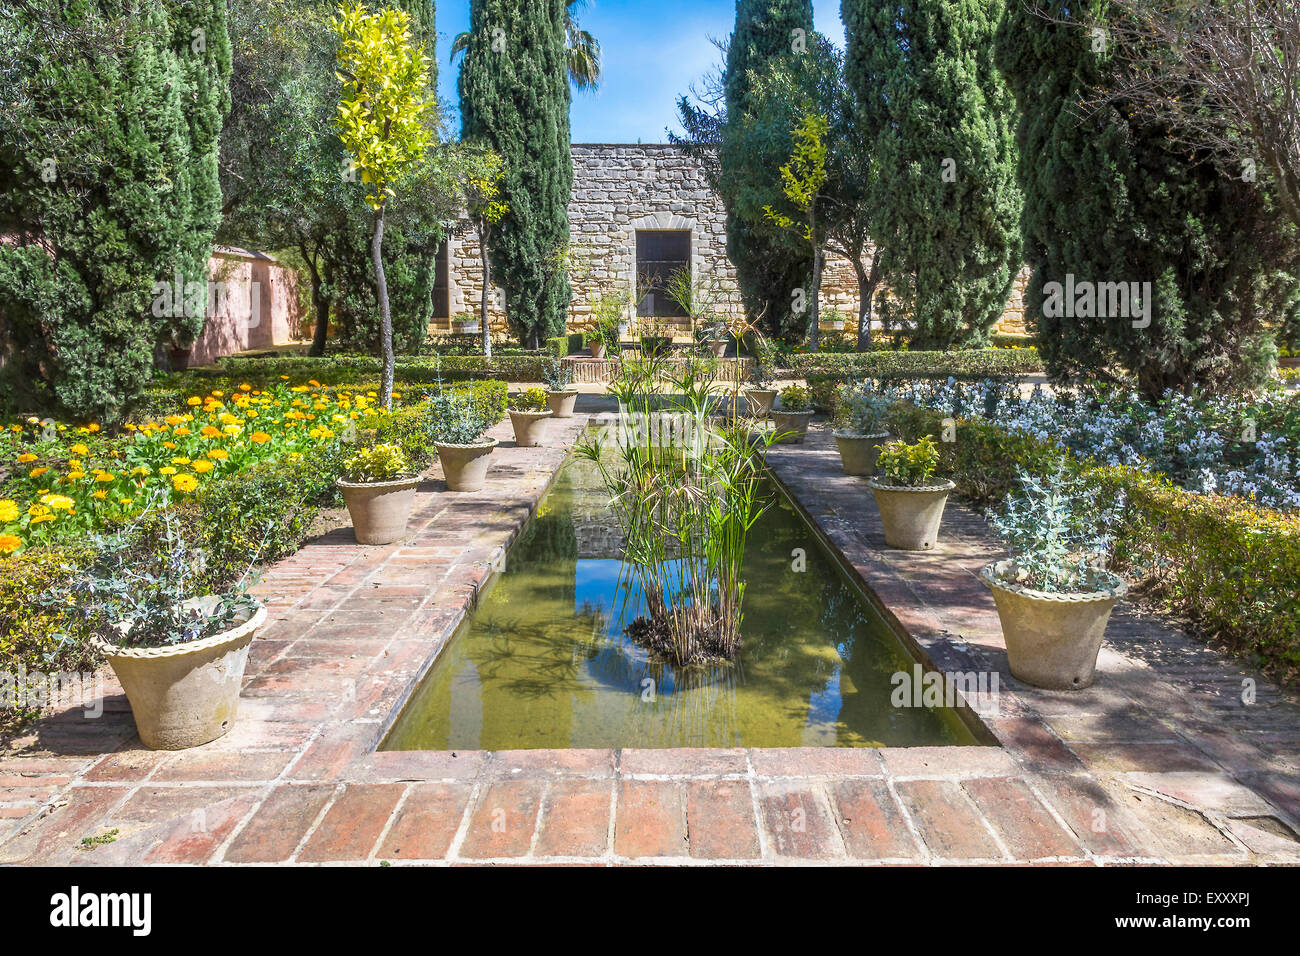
[431,144,1031,340]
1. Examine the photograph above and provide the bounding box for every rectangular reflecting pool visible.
[383,452,979,750]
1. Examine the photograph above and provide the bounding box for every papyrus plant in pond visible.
[575,350,776,665]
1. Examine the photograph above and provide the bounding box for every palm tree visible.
[451,0,601,91]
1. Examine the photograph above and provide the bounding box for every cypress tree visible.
[722,0,815,342]
[459,0,572,346]
[0,1,231,421]
[995,1,1298,398]
[843,0,1021,350]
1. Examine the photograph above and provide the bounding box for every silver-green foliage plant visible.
[574,349,774,664]
[428,389,492,445]
[542,356,573,390]
[987,465,1124,593]
[40,502,261,649]
[836,384,892,435]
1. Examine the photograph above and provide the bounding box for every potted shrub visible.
[451,312,480,335]
[696,315,730,357]
[832,385,892,476]
[508,387,553,446]
[867,435,954,550]
[587,291,630,360]
[983,467,1128,690]
[542,356,579,418]
[743,336,778,416]
[822,308,847,331]
[336,443,419,545]
[43,513,267,750]
[431,389,498,492]
[772,384,815,443]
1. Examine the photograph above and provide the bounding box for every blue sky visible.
[435,1,847,143]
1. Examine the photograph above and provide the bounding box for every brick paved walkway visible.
[2,413,1298,865]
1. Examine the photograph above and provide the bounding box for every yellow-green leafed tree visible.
[333,2,435,409]
[763,113,830,352]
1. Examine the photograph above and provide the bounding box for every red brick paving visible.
[2,415,1299,865]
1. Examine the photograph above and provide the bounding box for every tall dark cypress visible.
[995,1,1297,398]
[0,0,231,421]
[459,0,572,346]
[722,0,815,341]
[843,0,1020,349]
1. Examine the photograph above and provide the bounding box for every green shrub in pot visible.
[508,386,553,446]
[833,385,893,475]
[772,383,815,443]
[338,443,420,545]
[868,436,955,550]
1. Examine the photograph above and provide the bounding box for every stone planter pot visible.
[589,340,607,359]
[435,439,497,492]
[982,559,1127,690]
[167,346,193,372]
[744,388,778,417]
[95,597,267,750]
[824,319,845,331]
[705,338,728,357]
[508,408,553,447]
[772,409,815,444]
[452,319,480,334]
[868,478,955,550]
[337,475,419,545]
[545,389,579,419]
[834,431,890,476]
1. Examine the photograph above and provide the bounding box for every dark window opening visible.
[432,241,450,319]
[636,230,690,318]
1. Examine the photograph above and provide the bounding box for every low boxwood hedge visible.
[884,404,1300,683]
[780,347,1043,380]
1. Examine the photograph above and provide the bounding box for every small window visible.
[636,230,690,318]
[432,241,450,320]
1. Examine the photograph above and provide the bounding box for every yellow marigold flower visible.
[171,457,191,465]
[0,500,18,523]
[200,425,222,439]
[219,412,239,425]
[94,472,114,482]
[131,466,152,477]
[16,453,36,463]
[246,409,259,419]
[163,441,177,450]
[207,448,229,461]
[172,473,198,493]
[87,424,100,433]
[68,458,83,469]
[164,415,185,427]
[187,396,203,406]
[291,385,309,393]
[211,390,224,398]
[0,533,21,553]
[42,494,75,511]
[93,490,107,500]
[28,503,50,518]
[160,466,178,476]
[66,471,86,481]
[250,431,272,444]
[29,466,49,478]
[222,424,242,437]
[119,497,134,506]
[173,427,191,437]
[239,383,252,392]
[71,443,89,455]
[192,460,214,474]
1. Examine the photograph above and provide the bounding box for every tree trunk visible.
[807,233,822,353]
[855,254,881,352]
[479,222,492,359]
[372,204,394,410]
[305,249,329,358]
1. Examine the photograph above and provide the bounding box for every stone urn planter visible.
[508,408,553,447]
[868,478,955,550]
[834,431,890,476]
[337,475,419,545]
[982,559,1128,690]
[772,409,815,444]
[589,339,607,359]
[705,338,728,358]
[167,346,193,372]
[545,389,579,419]
[825,318,846,331]
[744,388,778,417]
[96,597,267,750]
[435,439,497,492]
[452,317,480,334]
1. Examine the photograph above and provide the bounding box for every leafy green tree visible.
[996,0,1300,398]
[720,0,815,342]
[456,146,509,357]
[334,2,435,409]
[0,0,230,421]
[844,0,1021,350]
[458,0,573,346]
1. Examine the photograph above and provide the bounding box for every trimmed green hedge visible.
[884,404,1300,683]
[779,347,1043,379]
[363,380,507,466]
[167,354,548,388]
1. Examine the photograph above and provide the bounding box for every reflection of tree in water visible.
[467,610,604,700]
[613,657,745,748]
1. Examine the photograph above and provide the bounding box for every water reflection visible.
[383,455,976,750]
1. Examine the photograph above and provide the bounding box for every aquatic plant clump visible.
[575,350,775,666]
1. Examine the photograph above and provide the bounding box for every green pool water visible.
[383,453,978,750]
